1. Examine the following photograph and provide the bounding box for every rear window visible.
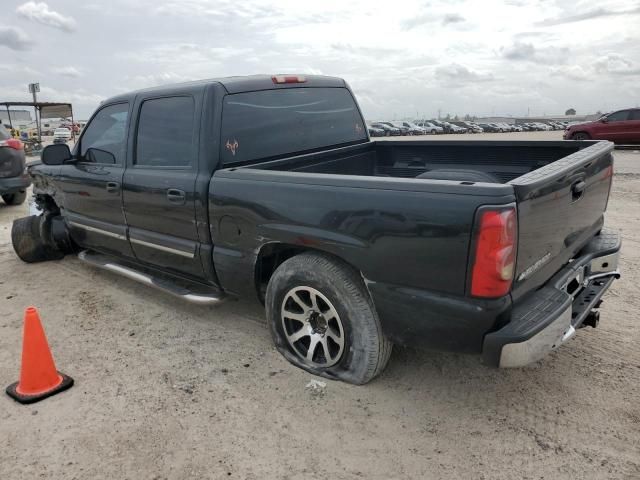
[220,87,367,164]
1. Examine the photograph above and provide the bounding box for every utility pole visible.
[28,82,41,142]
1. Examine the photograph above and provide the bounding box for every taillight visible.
[0,138,23,150]
[470,206,517,298]
[272,75,307,84]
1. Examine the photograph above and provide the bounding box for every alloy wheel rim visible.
[281,286,345,367]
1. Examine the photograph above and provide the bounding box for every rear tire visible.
[2,190,27,205]
[11,215,65,263]
[572,132,590,140]
[266,252,392,385]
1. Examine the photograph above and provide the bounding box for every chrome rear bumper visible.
[483,229,621,368]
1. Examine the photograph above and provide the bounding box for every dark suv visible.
[0,125,29,205]
[564,109,640,143]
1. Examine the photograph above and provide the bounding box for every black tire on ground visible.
[572,132,590,140]
[266,252,393,385]
[11,215,65,263]
[2,190,27,205]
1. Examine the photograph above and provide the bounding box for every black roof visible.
[104,74,346,104]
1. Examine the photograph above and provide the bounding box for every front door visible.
[58,102,133,257]
[594,110,630,142]
[122,94,204,279]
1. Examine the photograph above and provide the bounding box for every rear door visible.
[510,142,614,300]
[625,109,640,142]
[122,91,204,279]
[59,102,134,257]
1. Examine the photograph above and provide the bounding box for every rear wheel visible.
[431,129,437,135]
[572,132,590,140]
[266,252,392,385]
[2,190,27,205]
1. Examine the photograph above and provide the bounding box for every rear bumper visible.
[482,229,621,367]
[0,173,31,194]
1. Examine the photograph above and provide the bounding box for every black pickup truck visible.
[13,75,621,384]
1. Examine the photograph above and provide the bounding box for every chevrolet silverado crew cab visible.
[13,75,621,384]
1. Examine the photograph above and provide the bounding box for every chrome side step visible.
[77,250,226,306]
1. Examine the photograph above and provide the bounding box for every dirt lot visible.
[1,132,639,479]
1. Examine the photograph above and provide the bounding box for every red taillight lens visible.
[470,207,517,298]
[272,75,307,84]
[0,139,23,150]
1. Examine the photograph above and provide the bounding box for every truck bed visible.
[246,140,588,184]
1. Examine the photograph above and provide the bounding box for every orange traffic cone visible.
[6,307,73,404]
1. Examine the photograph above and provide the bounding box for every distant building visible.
[0,109,32,127]
[513,114,599,125]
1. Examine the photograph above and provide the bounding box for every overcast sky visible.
[1,0,639,120]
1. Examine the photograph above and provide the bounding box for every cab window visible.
[79,103,129,164]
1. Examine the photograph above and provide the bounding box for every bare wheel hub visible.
[281,286,345,368]
[308,311,328,334]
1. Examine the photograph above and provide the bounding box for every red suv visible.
[564,108,640,143]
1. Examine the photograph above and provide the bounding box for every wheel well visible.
[254,243,361,303]
[572,131,590,138]
[34,193,61,215]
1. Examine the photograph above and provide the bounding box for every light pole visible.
[28,82,41,142]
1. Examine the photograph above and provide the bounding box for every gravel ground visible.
[1,133,639,479]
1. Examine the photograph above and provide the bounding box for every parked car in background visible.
[447,123,468,134]
[368,125,386,137]
[417,121,444,135]
[478,123,501,133]
[53,127,72,144]
[401,122,426,135]
[0,124,29,205]
[564,109,640,143]
[452,121,483,133]
[371,122,401,136]
[428,120,454,133]
[380,121,409,136]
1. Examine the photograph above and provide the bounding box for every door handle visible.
[106,181,120,193]
[571,180,586,201]
[167,188,186,205]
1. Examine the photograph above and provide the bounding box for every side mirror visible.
[41,144,72,165]
[601,117,608,123]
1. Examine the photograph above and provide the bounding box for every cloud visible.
[442,13,465,25]
[501,42,536,61]
[0,26,32,51]
[402,12,466,30]
[594,54,640,76]
[500,41,568,65]
[435,63,494,86]
[52,66,83,78]
[16,2,77,32]
[537,6,640,26]
[550,65,590,81]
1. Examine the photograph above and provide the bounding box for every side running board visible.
[77,250,226,306]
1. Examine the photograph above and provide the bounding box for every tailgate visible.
[510,141,614,300]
